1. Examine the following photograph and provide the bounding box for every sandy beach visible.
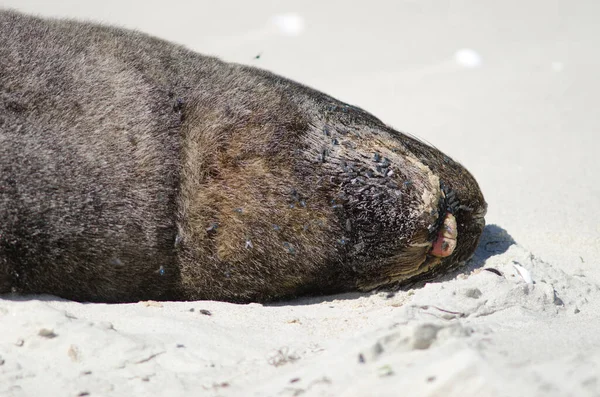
[1,1,599,396]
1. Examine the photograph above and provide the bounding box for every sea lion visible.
[0,10,486,303]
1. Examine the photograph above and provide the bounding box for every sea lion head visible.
[302,100,488,292]
[178,71,487,300]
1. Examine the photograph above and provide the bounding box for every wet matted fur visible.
[0,10,487,302]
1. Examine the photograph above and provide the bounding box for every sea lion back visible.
[0,11,185,301]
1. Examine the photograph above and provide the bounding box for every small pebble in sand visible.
[38,328,57,338]
[463,288,483,299]
[199,309,212,316]
[377,365,394,377]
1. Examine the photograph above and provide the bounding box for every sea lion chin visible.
[0,10,486,303]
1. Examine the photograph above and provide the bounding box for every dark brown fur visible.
[0,10,486,302]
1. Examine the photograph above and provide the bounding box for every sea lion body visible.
[0,10,486,302]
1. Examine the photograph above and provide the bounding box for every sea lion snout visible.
[333,121,487,291]
[427,171,487,275]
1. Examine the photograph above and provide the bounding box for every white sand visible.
[1,1,599,396]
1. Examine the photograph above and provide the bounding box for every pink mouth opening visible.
[431,212,457,258]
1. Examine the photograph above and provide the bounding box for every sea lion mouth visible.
[428,181,487,259]
[430,212,457,258]
[355,168,487,292]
